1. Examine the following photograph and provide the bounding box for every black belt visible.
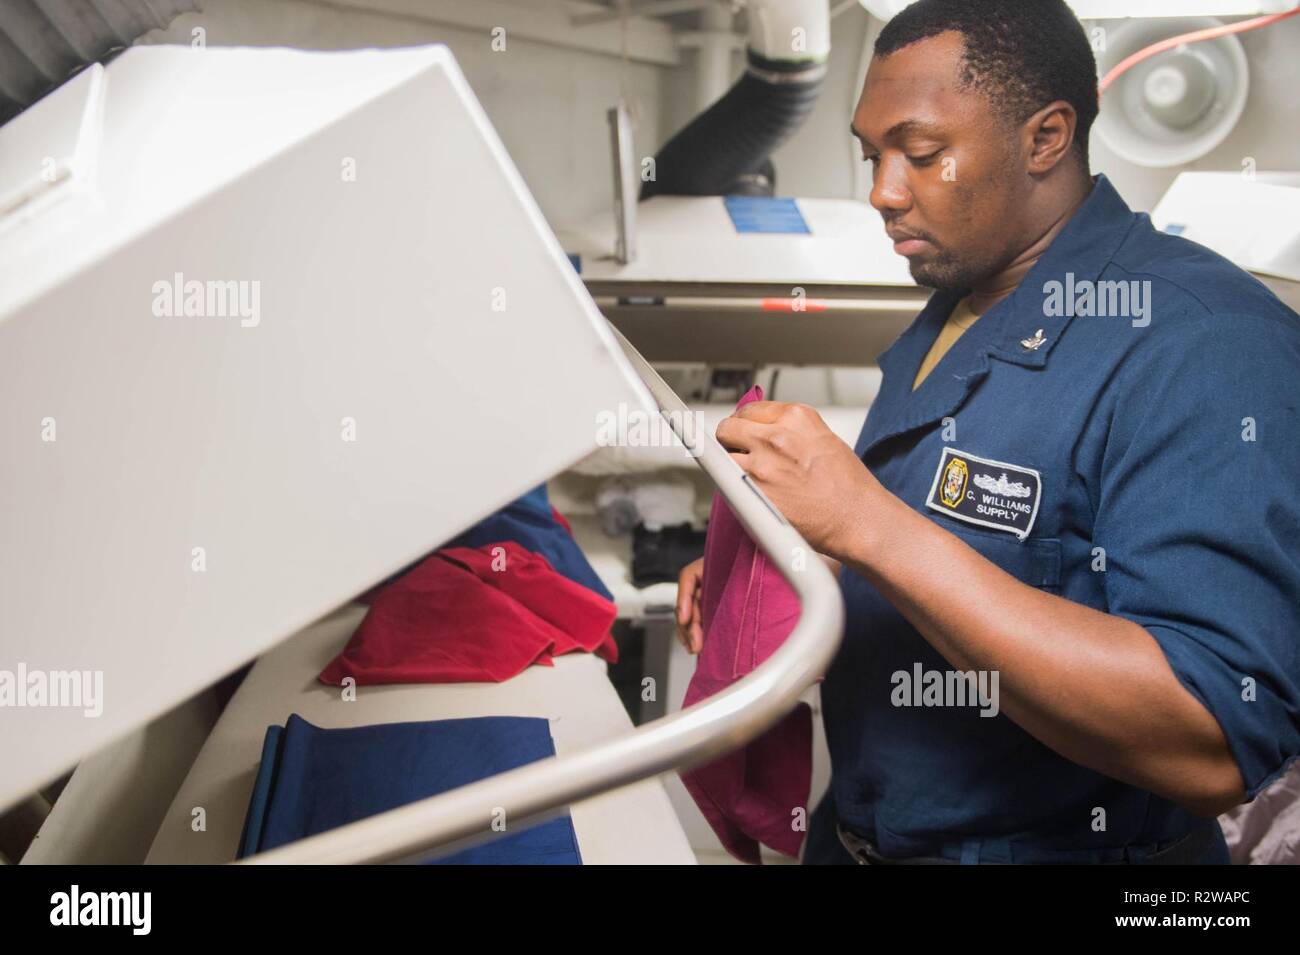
[836,820,1221,865]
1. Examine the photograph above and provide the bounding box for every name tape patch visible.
[925,447,1041,540]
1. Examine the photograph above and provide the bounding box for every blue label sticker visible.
[724,196,810,234]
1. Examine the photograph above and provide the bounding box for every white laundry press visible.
[0,43,841,864]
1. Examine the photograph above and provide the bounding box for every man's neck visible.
[966,175,1093,316]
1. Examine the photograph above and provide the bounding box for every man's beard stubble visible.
[910,248,979,292]
[908,239,1005,293]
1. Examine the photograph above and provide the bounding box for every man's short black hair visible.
[874,0,1099,166]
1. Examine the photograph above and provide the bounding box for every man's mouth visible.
[887,230,933,257]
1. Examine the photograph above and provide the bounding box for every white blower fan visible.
[1095,16,1250,168]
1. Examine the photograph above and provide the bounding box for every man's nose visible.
[868,157,912,216]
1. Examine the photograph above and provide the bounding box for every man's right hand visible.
[675,557,705,654]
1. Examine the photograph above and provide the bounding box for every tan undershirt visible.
[912,297,980,391]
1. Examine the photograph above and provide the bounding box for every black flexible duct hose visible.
[640,49,825,200]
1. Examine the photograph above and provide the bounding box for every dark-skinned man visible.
[676,0,1300,865]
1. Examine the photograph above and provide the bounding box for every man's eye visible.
[909,149,942,166]
[863,154,880,165]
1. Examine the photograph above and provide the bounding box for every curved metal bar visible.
[243,326,844,864]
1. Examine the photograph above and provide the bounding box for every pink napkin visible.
[680,385,812,864]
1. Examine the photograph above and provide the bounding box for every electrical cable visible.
[1099,8,1300,94]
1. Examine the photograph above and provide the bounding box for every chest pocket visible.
[940,522,1062,590]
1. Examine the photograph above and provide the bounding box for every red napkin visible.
[321,540,617,686]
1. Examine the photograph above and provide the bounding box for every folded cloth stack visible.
[238,714,581,864]
[321,484,617,686]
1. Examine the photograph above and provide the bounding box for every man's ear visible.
[1023,99,1078,174]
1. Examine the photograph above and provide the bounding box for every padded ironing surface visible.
[145,604,694,865]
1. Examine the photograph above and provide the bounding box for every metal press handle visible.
[242,327,845,865]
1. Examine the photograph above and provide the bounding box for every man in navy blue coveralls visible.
[680,0,1300,864]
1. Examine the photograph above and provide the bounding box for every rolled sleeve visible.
[1094,313,1300,798]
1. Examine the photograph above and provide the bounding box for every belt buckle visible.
[836,823,885,865]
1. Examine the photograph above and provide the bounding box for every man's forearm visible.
[831,483,1245,816]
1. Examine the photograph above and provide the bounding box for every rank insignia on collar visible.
[1020,328,1047,351]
